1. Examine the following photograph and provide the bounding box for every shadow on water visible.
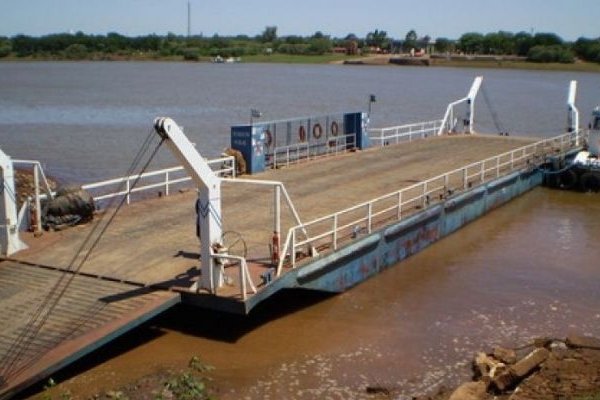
[157,289,334,343]
[18,288,333,399]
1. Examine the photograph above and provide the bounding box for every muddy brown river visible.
[25,188,600,399]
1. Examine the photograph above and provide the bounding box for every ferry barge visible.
[0,77,590,399]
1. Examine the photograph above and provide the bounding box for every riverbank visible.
[338,54,600,73]
[3,53,600,72]
[34,334,600,399]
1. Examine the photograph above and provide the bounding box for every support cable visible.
[481,85,505,134]
[0,130,164,383]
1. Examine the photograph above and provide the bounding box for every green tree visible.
[532,32,563,47]
[527,45,574,63]
[404,29,417,51]
[457,32,484,54]
[0,37,11,57]
[513,31,534,56]
[12,34,36,56]
[307,33,332,55]
[63,43,88,59]
[572,37,600,62]
[482,31,514,54]
[366,29,388,49]
[434,37,453,53]
[260,26,277,43]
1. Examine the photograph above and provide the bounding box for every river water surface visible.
[1,62,599,398]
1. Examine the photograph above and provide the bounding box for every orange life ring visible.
[312,123,323,139]
[265,129,272,147]
[330,121,339,136]
[298,125,307,142]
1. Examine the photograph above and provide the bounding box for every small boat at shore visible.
[212,55,241,63]
[552,107,600,192]
[572,107,600,189]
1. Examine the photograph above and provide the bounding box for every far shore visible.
[2,53,600,73]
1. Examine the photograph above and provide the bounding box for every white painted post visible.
[397,191,402,220]
[273,185,281,235]
[480,162,485,183]
[463,168,468,189]
[367,203,373,233]
[567,80,580,146]
[33,165,42,234]
[274,185,281,264]
[496,157,500,177]
[467,77,483,134]
[291,229,296,269]
[165,170,170,196]
[240,259,247,300]
[0,148,28,256]
[333,213,338,250]
[126,179,131,204]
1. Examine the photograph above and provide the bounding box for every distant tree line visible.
[448,31,589,63]
[0,27,599,64]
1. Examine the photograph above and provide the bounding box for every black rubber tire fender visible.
[581,172,600,192]
[558,169,577,190]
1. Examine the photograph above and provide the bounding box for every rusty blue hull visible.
[238,169,542,312]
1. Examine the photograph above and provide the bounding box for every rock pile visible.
[446,335,600,400]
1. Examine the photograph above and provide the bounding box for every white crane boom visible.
[154,117,223,292]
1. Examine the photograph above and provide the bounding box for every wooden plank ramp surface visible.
[0,134,538,397]
[14,135,537,289]
[0,261,180,399]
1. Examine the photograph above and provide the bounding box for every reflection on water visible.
[29,188,600,399]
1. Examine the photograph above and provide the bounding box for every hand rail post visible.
[240,259,247,300]
[165,170,170,196]
[480,162,485,183]
[367,203,373,233]
[33,164,42,233]
[291,228,296,269]
[496,156,500,177]
[332,213,338,250]
[444,173,449,193]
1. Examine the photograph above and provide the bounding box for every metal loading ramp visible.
[0,261,180,399]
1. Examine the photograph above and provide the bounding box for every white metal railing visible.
[222,177,308,240]
[276,129,584,275]
[272,133,356,168]
[82,156,235,206]
[369,120,443,146]
[15,156,235,232]
[210,253,257,300]
[13,160,55,234]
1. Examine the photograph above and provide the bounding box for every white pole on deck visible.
[437,76,483,136]
[0,148,28,256]
[567,80,580,145]
[466,76,483,134]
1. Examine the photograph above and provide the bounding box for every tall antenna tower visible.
[187,1,191,37]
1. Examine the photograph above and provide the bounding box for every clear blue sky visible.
[2,0,598,41]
